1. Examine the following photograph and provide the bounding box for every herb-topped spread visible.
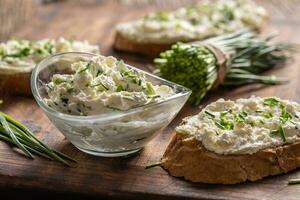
[116,0,266,44]
[45,55,173,115]
[176,96,300,155]
[0,38,99,74]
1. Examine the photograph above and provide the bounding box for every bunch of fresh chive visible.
[0,111,76,166]
[154,29,293,105]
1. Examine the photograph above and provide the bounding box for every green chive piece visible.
[0,114,33,158]
[204,110,215,119]
[145,162,162,169]
[0,111,76,166]
[146,82,156,96]
[264,111,273,119]
[155,29,292,105]
[263,98,280,107]
[89,82,108,90]
[288,179,300,184]
[278,125,287,143]
[215,121,226,130]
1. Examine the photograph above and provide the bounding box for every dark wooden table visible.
[1,1,300,199]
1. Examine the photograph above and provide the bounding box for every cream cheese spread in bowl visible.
[177,96,300,155]
[31,52,191,157]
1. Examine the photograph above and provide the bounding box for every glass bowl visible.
[31,52,191,157]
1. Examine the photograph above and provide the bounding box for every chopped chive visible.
[96,69,103,76]
[259,119,265,125]
[145,162,162,169]
[264,111,273,119]
[116,85,123,92]
[146,82,156,96]
[263,98,280,107]
[215,121,226,130]
[278,125,286,143]
[89,82,108,90]
[204,110,215,119]
[78,62,91,73]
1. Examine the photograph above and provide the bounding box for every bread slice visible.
[0,72,31,96]
[114,32,172,57]
[0,38,100,96]
[161,131,300,184]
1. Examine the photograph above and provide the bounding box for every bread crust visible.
[113,32,172,57]
[161,131,300,184]
[0,72,31,96]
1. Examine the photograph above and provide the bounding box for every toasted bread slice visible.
[161,131,300,184]
[0,72,31,96]
[114,32,172,57]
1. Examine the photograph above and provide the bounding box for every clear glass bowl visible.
[31,52,191,157]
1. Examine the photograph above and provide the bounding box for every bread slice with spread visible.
[161,96,300,184]
[114,0,267,56]
[0,38,99,95]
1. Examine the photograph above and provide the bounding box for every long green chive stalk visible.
[0,111,76,166]
[288,179,300,184]
[154,29,293,105]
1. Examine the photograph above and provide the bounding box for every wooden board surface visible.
[1,1,300,199]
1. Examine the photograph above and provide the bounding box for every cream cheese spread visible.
[45,55,174,115]
[0,38,99,74]
[116,0,267,44]
[176,96,300,155]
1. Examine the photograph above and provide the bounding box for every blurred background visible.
[0,0,299,42]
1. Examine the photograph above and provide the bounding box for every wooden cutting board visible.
[1,1,300,199]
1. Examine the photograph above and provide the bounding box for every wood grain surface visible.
[1,1,300,199]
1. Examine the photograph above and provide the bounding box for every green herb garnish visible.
[280,110,292,123]
[271,125,286,143]
[146,82,156,96]
[155,29,292,105]
[259,119,265,125]
[116,85,123,92]
[96,69,103,76]
[145,162,162,169]
[264,111,273,119]
[288,179,300,184]
[278,125,287,143]
[263,98,280,107]
[205,110,215,119]
[89,81,109,90]
[234,111,248,123]
[78,62,91,73]
[0,112,76,166]
[215,120,234,130]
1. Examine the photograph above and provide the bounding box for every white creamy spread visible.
[116,0,267,44]
[0,38,99,74]
[45,55,174,115]
[176,96,300,155]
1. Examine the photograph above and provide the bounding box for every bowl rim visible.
[31,52,191,122]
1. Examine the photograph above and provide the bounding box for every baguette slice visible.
[161,131,300,184]
[114,0,268,56]
[114,32,172,57]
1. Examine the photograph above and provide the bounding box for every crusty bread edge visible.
[161,131,300,184]
[0,72,32,96]
[113,32,172,57]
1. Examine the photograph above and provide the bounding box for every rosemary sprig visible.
[0,111,76,166]
[155,29,294,105]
